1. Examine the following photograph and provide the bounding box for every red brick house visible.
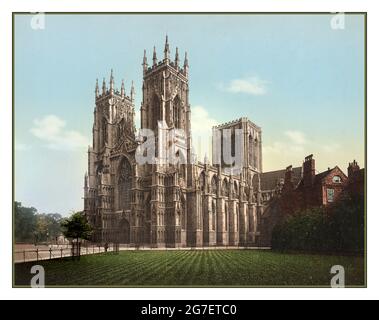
[277,154,364,215]
[298,154,348,208]
[258,155,365,245]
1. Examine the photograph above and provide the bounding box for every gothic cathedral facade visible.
[84,37,264,247]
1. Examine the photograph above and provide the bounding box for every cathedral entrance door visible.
[119,219,130,244]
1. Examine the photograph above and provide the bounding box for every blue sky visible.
[14,14,365,215]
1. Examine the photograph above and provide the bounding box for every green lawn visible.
[14,250,365,287]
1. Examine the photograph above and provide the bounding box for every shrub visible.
[271,195,364,254]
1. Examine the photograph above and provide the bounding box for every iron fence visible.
[14,244,114,263]
[14,242,271,263]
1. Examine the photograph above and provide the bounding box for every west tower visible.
[140,37,192,163]
[85,70,136,242]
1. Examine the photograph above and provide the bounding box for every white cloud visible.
[263,130,308,170]
[225,77,269,95]
[284,130,307,145]
[264,130,307,156]
[30,115,90,150]
[190,105,219,161]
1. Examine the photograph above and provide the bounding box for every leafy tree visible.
[14,201,37,243]
[15,201,65,244]
[35,213,63,243]
[61,211,93,259]
[61,211,92,244]
[46,213,64,242]
[35,214,49,243]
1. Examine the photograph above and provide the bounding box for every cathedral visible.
[83,37,264,247]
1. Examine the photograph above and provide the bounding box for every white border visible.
[1,0,377,300]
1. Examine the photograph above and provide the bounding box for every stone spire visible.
[142,49,148,73]
[121,79,125,98]
[109,69,114,95]
[175,47,180,67]
[153,46,157,66]
[184,51,189,74]
[164,35,170,61]
[102,77,106,95]
[95,78,99,98]
[130,81,135,102]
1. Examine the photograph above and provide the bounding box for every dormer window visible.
[332,175,342,183]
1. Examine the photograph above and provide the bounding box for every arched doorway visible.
[119,219,130,244]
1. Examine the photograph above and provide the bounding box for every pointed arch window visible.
[199,171,206,192]
[151,95,160,130]
[253,138,259,169]
[234,181,239,198]
[222,179,229,197]
[248,134,253,167]
[211,176,218,195]
[173,96,181,128]
[118,158,132,210]
[117,118,127,141]
[102,118,108,146]
[212,200,216,231]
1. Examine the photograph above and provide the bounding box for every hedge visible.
[271,195,364,254]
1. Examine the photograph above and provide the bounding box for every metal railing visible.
[14,242,271,263]
[14,244,114,263]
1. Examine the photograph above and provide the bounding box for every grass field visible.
[14,250,365,287]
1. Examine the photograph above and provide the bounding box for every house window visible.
[327,188,335,202]
[332,176,342,183]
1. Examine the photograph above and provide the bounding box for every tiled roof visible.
[314,168,333,184]
[259,167,302,191]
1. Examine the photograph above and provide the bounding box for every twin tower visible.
[84,37,264,247]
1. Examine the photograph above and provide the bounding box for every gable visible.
[317,166,347,185]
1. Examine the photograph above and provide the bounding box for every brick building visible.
[258,155,365,246]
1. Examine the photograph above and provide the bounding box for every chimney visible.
[303,154,315,187]
[282,165,294,193]
[348,160,360,177]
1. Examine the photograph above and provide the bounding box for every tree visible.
[35,214,49,243]
[61,211,92,258]
[46,213,64,242]
[15,201,64,244]
[35,213,63,243]
[14,201,37,243]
